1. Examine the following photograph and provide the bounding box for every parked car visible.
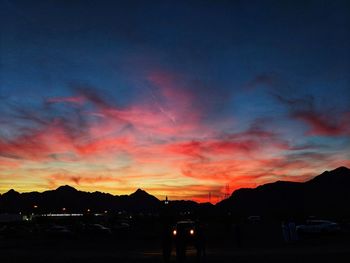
[296,220,340,234]
[112,221,130,230]
[84,224,111,235]
[45,225,73,237]
[111,221,130,233]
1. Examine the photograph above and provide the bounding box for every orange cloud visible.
[1,71,349,202]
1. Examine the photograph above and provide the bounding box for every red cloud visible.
[0,71,206,163]
[2,73,349,201]
[164,126,290,161]
[0,157,20,169]
[274,94,350,137]
[293,110,350,136]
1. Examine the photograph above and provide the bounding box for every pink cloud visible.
[46,96,86,105]
[1,72,349,201]
[275,94,350,137]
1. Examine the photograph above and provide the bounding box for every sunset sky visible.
[1,0,349,202]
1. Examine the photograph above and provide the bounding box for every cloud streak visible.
[274,94,350,136]
[1,71,349,202]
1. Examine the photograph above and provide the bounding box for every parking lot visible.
[1,217,350,263]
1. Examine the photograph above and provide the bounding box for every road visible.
[2,241,350,263]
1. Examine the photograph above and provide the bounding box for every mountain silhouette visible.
[0,186,161,213]
[55,185,78,193]
[1,167,349,217]
[217,166,350,218]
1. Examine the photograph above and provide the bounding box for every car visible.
[296,220,340,234]
[171,220,206,260]
[172,220,196,242]
[111,221,130,236]
[84,223,111,235]
[45,225,73,237]
[112,221,130,230]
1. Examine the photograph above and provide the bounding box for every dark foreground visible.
[2,240,350,263]
[1,221,350,263]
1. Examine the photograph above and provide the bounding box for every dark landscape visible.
[1,1,350,262]
[1,167,350,262]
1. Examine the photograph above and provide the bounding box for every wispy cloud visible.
[1,71,349,202]
[274,94,350,136]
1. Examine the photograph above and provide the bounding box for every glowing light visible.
[190,229,194,235]
[39,213,83,217]
[173,230,177,236]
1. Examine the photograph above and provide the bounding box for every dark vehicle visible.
[172,220,196,243]
[45,225,73,237]
[297,220,340,234]
[112,221,130,231]
[111,221,130,237]
[171,220,205,262]
[84,224,111,235]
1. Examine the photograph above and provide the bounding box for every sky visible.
[0,0,349,202]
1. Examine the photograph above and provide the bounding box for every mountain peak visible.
[55,185,78,192]
[129,188,159,202]
[333,166,350,173]
[308,166,350,184]
[4,189,20,196]
[131,188,148,196]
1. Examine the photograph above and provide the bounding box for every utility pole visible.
[224,184,230,199]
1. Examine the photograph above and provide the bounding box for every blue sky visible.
[0,0,349,201]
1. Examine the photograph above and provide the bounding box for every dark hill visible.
[0,186,161,213]
[217,166,350,218]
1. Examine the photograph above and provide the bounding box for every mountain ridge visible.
[217,166,350,218]
[1,166,349,217]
